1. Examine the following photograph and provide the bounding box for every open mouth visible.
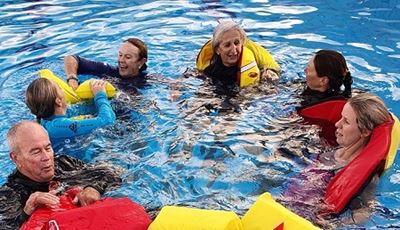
[335,131,343,138]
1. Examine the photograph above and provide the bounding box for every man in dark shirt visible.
[0,121,121,229]
[64,38,148,90]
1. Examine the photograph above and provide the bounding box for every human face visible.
[118,42,145,78]
[335,103,362,147]
[216,29,243,67]
[11,124,54,182]
[304,55,322,90]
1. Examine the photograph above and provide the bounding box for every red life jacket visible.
[20,188,152,230]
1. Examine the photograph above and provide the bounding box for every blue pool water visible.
[0,0,399,228]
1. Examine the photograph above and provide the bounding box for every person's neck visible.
[316,85,329,94]
[121,71,141,78]
[54,106,66,116]
[335,137,369,163]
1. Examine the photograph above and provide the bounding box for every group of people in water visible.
[0,20,395,229]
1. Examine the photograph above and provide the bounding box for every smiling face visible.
[118,42,146,78]
[335,102,363,147]
[10,123,54,183]
[216,29,243,67]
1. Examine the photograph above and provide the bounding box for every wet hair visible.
[7,120,46,153]
[124,38,148,72]
[314,50,352,97]
[349,93,390,131]
[211,21,247,53]
[25,78,59,122]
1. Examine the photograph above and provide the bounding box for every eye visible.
[234,40,241,45]
[223,42,231,48]
[31,150,41,155]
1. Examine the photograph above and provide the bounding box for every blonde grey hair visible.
[211,21,247,53]
[7,120,46,153]
[349,93,390,131]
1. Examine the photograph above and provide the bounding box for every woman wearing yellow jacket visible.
[196,21,281,88]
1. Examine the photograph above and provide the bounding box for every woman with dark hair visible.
[301,50,353,105]
[64,38,148,90]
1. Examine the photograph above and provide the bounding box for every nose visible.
[335,118,343,128]
[231,44,240,55]
[41,149,52,161]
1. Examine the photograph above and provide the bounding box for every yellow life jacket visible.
[196,40,280,88]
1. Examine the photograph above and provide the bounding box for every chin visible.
[336,138,344,146]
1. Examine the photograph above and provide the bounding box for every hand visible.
[67,74,79,90]
[89,79,106,96]
[68,79,79,90]
[23,191,60,215]
[261,69,280,82]
[72,187,101,207]
[169,90,182,102]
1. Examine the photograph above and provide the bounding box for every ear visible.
[139,58,147,68]
[361,128,372,138]
[320,76,329,87]
[10,151,17,163]
[215,47,221,56]
[55,97,63,107]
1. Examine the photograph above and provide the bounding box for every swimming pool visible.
[0,0,399,228]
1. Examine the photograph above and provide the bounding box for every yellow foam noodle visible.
[75,80,116,99]
[148,206,243,230]
[384,113,400,170]
[38,69,80,103]
[242,193,320,230]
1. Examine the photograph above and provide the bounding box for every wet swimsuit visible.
[0,155,121,229]
[74,55,119,78]
[73,55,147,91]
[41,91,115,143]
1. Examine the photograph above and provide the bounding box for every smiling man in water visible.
[0,121,121,229]
[64,38,148,90]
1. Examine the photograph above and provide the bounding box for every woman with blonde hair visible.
[280,93,394,227]
[25,78,116,143]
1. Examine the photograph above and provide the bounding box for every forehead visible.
[17,124,50,149]
[220,29,241,42]
[119,42,140,54]
[342,103,357,121]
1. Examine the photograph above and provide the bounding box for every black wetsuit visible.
[203,55,238,86]
[0,155,121,229]
[73,55,148,92]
